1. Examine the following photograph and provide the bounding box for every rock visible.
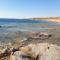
[10,51,35,60]
[20,43,60,60]
[20,43,49,58]
[11,47,19,54]
[1,48,8,53]
[0,47,11,59]
[27,32,52,40]
[0,43,60,60]
[40,44,60,60]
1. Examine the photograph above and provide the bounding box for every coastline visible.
[32,17,60,23]
[48,19,60,23]
[0,18,60,60]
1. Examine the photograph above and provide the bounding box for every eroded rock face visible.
[20,43,49,58]
[0,43,60,60]
[20,43,60,60]
[40,44,60,60]
[10,51,35,60]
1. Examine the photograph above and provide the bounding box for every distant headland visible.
[32,17,60,23]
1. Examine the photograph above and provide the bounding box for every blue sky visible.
[0,0,60,18]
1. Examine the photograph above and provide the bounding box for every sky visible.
[0,0,60,18]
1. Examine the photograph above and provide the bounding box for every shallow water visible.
[0,19,60,42]
[0,19,59,32]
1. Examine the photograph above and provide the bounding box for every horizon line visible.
[0,16,60,19]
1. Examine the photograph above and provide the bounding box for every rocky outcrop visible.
[10,51,35,60]
[0,43,60,60]
[20,43,60,60]
[40,44,60,60]
[27,32,52,40]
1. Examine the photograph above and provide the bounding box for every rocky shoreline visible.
[0,42,60,60]
[0,32,60,60]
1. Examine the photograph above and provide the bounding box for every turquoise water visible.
[0,19,60,42]
[0,19,59,32]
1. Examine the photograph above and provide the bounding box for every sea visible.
[0,18,60,43]
[0,18,59,32]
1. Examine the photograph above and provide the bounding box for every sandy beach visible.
[32,17,60,23]
[49,19,60,23]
